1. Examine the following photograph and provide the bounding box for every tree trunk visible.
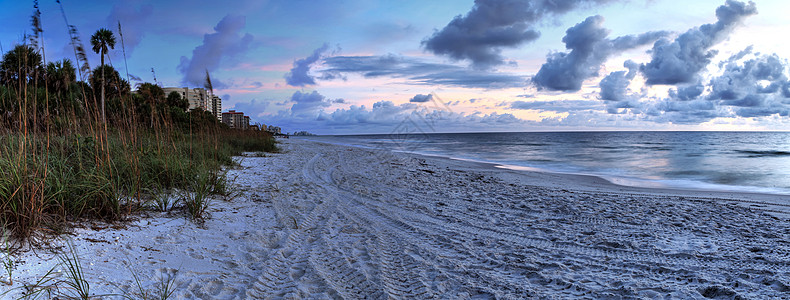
[101,50,106,124]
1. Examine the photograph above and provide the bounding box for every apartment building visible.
[266,125,282,134]
[221,110,249,130]
[162,87,222,120]
[211,95,222,120]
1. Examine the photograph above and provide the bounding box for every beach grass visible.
[58,241,92,299]
[0,3,279,297]
[0,128,276,243]
[0,22,277,243]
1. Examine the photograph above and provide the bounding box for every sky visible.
[2,0,790,134]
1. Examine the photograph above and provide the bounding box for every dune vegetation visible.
[0,1,276,245]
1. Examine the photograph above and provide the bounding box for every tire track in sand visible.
[246,154,333,298]
[329,149,790,297]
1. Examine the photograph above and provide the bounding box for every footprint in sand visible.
[186,247,205,260]
[204,279,224,295]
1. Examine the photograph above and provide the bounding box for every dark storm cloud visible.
[532,15,666,92]
[641,0,757,85]
[422,0,615,70]
[178,15,253,88]
[320,55,527,89]
[284,43,329,87]
[409,94,433,103]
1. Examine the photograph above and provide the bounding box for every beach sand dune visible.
[8,138,790,299]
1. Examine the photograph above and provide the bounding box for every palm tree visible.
[90,28,116,124]
[0,44,44,87]
[137,82,164,128]
[89,65,130,100]
[46,59,76,115]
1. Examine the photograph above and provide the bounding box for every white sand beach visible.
[5,138,790,299]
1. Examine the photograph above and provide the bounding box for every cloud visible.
[232,98,269,118]
[511,99,602,112]
[422,0,615,69]
[322,104,528,133]
[707,53,790,118]
[106,3,152,55]
[641,0,757,85]
[410,70,527,89]
[289,90,333,117]
[668,83,705,101]
[570,1,777,124]
[178,15,254,88]
[591,50,790,124]
[599,60,639,101]
[410,94,433,103]
[638,98,723,124]
[321,54,455,78]
[319,54,527,89]
[284,43,329,87]
[320,101,413,125]
[262,97,529,134]
[532,15,666,91]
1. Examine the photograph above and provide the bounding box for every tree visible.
[88,65,129,123]
[0,44,44,87]
[46,59,76,93]
[46,59,77,116]
[90,28,116,124]
[137,82,164,128]
[166,91,188,111]
[88,65,129,101]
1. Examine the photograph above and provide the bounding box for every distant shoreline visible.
[300,131,790,198]
[300,136,790,218]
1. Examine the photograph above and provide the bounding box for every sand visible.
[4,138,790,299]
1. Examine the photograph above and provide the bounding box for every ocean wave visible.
[736,150,790,157]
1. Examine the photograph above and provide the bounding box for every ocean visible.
[305,131,790,195]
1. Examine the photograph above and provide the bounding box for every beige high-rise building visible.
[162,87,220,118]
[162,87,209,111]
[211,95,222,120]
